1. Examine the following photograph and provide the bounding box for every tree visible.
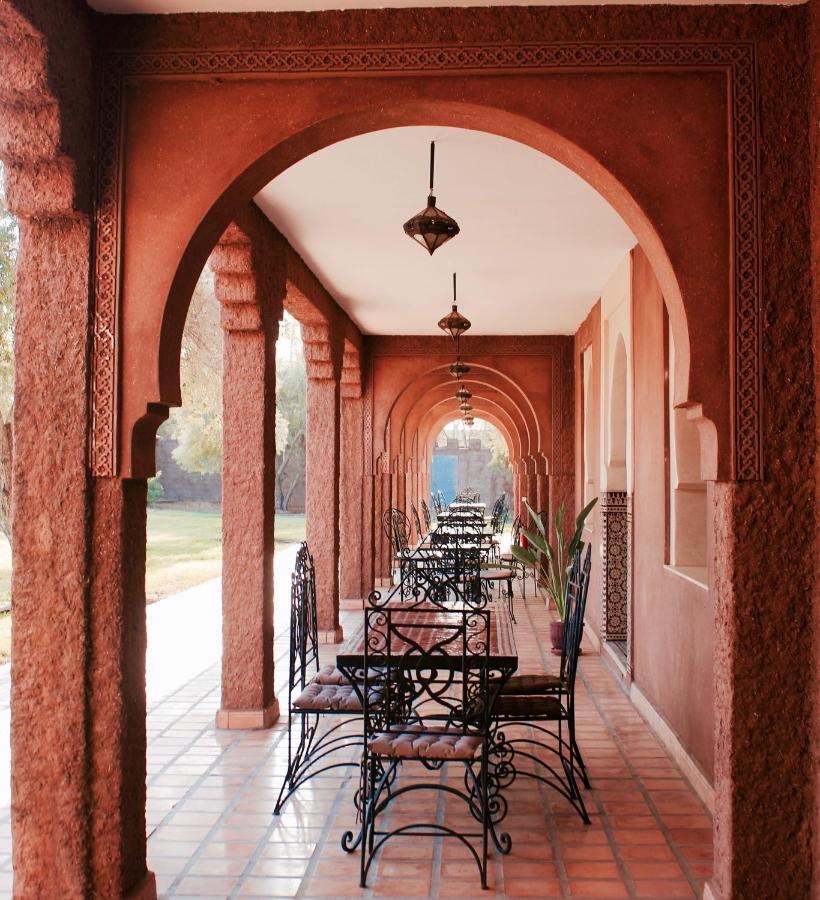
[274,318,306,510]
[160,268,223,474]
[0,164,18,543]
[162,275,307,511]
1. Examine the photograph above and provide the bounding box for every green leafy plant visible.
[147,473,164,506]
[510,498,598,620]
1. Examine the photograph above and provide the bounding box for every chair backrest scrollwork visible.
[363,606,495,738]
[382,507,411,556]
[289,542,319,694]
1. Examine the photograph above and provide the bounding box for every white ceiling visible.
[255,126,635,336]
[89,0,800,11]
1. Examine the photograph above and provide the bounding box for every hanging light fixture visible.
[403,142,460,255]
[449,360,470,379]
[455,386,472,402]
[464,415,475,427]
[459,402,473,414]
[437,274,471,340]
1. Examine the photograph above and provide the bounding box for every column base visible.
[702,880,719,900]
[126,871,157,900]
[318,626,344,644]
[216,698,280,730]
[340,598,365,610]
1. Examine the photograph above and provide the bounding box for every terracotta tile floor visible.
[0,568,712,898]
[144,592,712,899]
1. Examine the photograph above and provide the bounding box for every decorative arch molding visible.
[418,399,524,466]
[391,376,535,462]
[92,40,761,482]
[382,358,543,452]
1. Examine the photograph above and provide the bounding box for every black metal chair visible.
[478,565,516,623]
[410,503,424,544]
[350,603,508,888]
[491,545,593,823]
[420,497,432,533]
[274,543,370,814]
[499,514,530,598]
[382,507,413,587]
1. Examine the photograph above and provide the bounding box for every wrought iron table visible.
[335,602,519,853]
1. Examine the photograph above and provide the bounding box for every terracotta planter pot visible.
[548,617,583,657]
[549,619,564,656]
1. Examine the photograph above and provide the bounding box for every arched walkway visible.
[1,9,815,900]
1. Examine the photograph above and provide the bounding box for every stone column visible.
[340,348,363,602]
[304,323,344,641]
[536,471,549,519]
[89,478,153,897]
[10,213,156,896]
[212,221,281,729]
[523,460,539,517]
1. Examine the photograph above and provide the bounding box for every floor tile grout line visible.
[292,731,371,899]
[574,651,706,897]
[163,724,290,896]
[520,595,574,900]
[527,594,660,899]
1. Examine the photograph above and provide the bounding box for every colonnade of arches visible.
[366,338,569,585]
[0,5,815,899]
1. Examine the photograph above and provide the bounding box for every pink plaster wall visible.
[630,248,714,779]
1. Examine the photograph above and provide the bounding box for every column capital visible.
[210,206,284,334]
[341,345,362,399]
[303,321,344,382]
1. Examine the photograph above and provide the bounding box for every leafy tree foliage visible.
[161,271,306,510]
[274,314,306,511]
[161,268,223,474]
[0,164,17,542]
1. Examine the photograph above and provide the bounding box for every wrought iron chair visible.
[420,497,432,533]
[499,514,530,598]
[410,503,425,544]
[382,507,413,586]
[491,545,593,822]
[274,543,372,814]
[349,603,509,888]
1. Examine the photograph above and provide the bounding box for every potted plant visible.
[510,498,598,654]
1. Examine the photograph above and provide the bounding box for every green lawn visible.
[145,507,305,602]
[0,508,306,660]
[0,509,306,660]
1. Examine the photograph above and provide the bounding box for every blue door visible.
[431,454,457,506]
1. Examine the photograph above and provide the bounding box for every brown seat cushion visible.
[312,665,349,686]
[368,723,483,760]
[293,682,373,712]
[479,568,514,581]
[494,694,562,719]
[312,665,384,686]
[501,673,562,695]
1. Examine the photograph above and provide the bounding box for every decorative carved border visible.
[91,41,761,480]
[600,490,629,643]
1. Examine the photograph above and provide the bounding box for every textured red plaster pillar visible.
[304,325,343,640]
[340,394,364,601]
[524,466,539,517]
[212,222,280,729]
[377,469,393,583]
[89,478,152,898]
[536,473,549,518]
[11,216,155,898]
[710,478,814,899]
